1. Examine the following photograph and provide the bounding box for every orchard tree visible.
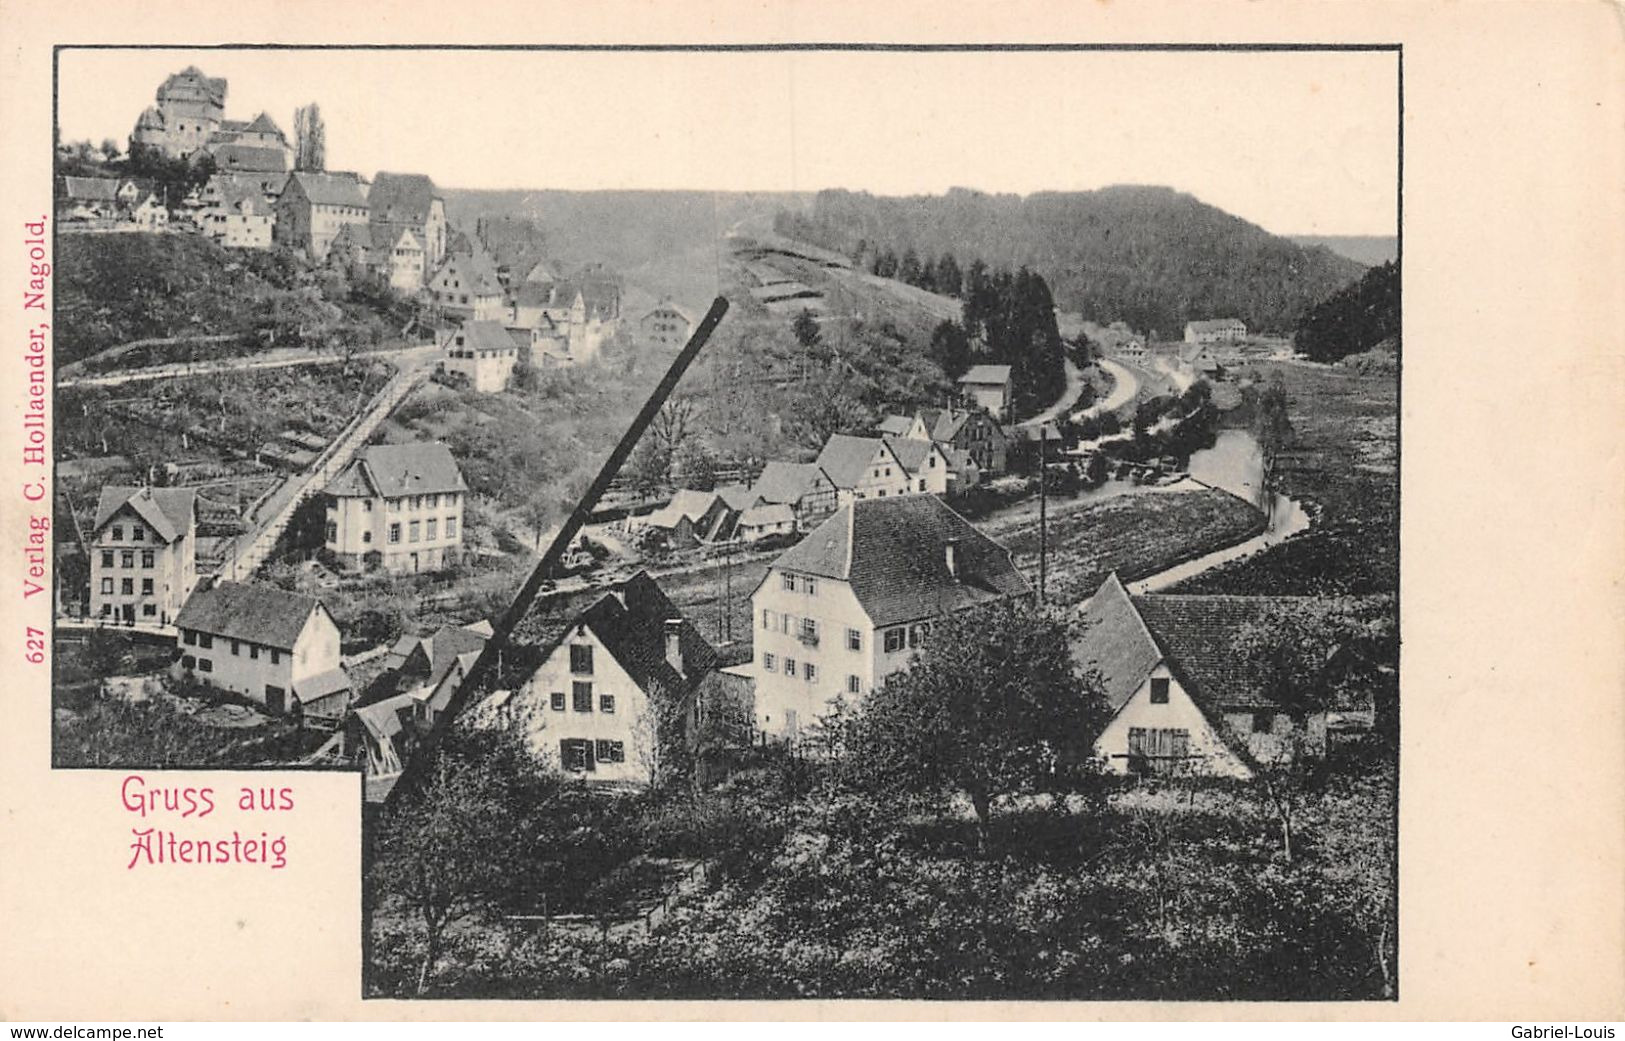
[791,308,822,349]
[853,599,1107,854]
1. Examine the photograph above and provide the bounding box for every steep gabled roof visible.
[92,485,196,542]
[433,250,503,296]
[449,320,516,354]
[244,111,285,137]
[771,495,1031,628]
[815,434,900,490]
[917,407,977,443]
[1069,573,1165,712]
[1131,594,1320,711]
[323,442,466,499]
[284,171,368,208]
[369,172,441,225]
[875,415,913,437]
[715,484,762,512]
[882,436,940,475]
[326,222,372,259]
[960,364,1012,387]
[750,461,829,506]
[174,581,323,649]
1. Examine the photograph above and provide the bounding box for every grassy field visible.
[1171,362,1398,595]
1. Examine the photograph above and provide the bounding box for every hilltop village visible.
[53,66,1400,1000]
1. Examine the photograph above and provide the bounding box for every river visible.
[1127,429,1311,593]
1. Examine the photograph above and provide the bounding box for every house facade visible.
[748,461,839,531]
[373,226,426,292]
[89,486,198,625]
[429,249,505,320]
[1072,574,1331,779]
[472,572,718,784]
[640,299,695,348]
[173,581,351,718]
[275,171,370,261]
[751,495,1031,742]
[369,172,448,281]
[322,442,467,573]
[958,364,1013,420]
[910,405,1008,477]
[883,436,952,496]
[1183,318,1247,345]
[440,320,521,393]
[815,434,916,505]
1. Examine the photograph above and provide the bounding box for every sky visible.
[57,47,1399,236]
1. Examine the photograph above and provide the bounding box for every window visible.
[198,658,213,673]
[183,630,196,646]
[883,627,906,653]
[111,526,122,542]
[141,551,155,568]
[142,604,156,617]
[198,634,213,649]
[100,551,113,568]
[409,521,421,543]
[446,517,458,538]
[1128,727,1189,762]
[141,578,154,596]
[805,577,817,596]
[595,740,625,764]
[133,527,145,542]
[270,649,280,665]
[250,645,260,660]
[847,675,861,694]
[918,479,927,491]
[763,652,776,671]
[762,608,775,630]
[1150,677,1170,704]
[570,644,594,674]
[846,628,862,652]
[909,624,929,649]
[181,654,195,669]
[782,573,795,592]
[231,640,241,656]
[325,522,338,543]
[784,657,797,676]
[426,518,438,540]
[363,531,372,544]
[599,694,615,714]
[388,523,401,544]
[560,738,592,772]
[572,681,593,712]
[363,500,373,512]
[100,577,113,595]
[804,663,817,683]
[121,551,134,569]
[550,691,566,712]
[800,618,819,645]
[1252,711,1275,734]
[121,578,134,595]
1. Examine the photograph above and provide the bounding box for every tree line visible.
[1294,260,1400,363]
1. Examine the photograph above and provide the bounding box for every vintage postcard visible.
[1,0,1620,1024]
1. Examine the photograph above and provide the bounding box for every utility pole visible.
[1038,423,1048,606]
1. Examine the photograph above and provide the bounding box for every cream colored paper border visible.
[2,0,1621,1022]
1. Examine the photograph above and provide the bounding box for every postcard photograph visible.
[48,44,1400,1002]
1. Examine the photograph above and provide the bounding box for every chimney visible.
[945,539,960,579]
[664,618,685,677]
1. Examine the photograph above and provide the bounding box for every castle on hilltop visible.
[131,66,293,172]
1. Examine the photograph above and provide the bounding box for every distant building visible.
[1072,574,1333,779]
[128,190,171,231]
[882,436,952,496]
[639,298,695,348]
[198,112,294,170]
[958,364,1014,420]
[58,177,122,221]
[883,405,1007,480]
[473,572,718,784]
[198,174,273,249]
[751,495,1031,742]
[322,442,468,573]
[636,489,738,547]
[814,434,915,504]
[130,66,228,159]
[748,461,839,531]
[736,503,795,542]
[90,486,198,625]
[173,581,351,719]
[276,171,370,261]
[440,319,521,393]
[1183,318,1247,345]
[372,226,427,292]
[368,172,448,280]
[429,249,505,320]
[1179,343,1224,380]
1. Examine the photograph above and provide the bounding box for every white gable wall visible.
[1093,661,1252,779]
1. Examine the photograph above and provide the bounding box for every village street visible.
[1018,358,1087,428]
[1074,356,1140,419]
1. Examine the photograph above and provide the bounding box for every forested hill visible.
[773,186,1367,336]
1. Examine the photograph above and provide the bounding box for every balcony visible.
[797,630,820,648]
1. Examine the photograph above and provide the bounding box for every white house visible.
[957,364,1013,420]
[429,249,505,321]
[173,581,351,719]
[736,503,795,542]
[1183,318,1247,345]
[1071,574,1330,779]
[639,298,695,349]
[748,461,839,531]
[199,176,273,249]
[441,319,521,393]
[90,485,198,625]
[814,434,916,505]
[472,572,718,784]
[882,436,952,496]
[322,442,467,573]
[751,494,1032,743]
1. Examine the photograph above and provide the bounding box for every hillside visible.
[1294,260,1401,362]
[774,186,1367,336]
[1288,235,1398,267]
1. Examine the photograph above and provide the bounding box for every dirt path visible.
[1018,359,1086,428]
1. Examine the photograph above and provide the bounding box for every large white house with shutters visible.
[89,485,198,626]
[323,442,467,574]
[173,581,352,720]
[750,495,1031,743]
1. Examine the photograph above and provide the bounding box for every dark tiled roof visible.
[174,581,323,649]
[209,143,288,173]
[883,436,938,474]
[960,364,1012,386]
[917,407,977,443]
[434,251,503,297]
[750,461,828,506]
[371,224,421,252]
[450,320,515,354]
[1131,594,1321,711]
[771,495,1031,628]
[1069,573,1163,712]
[715,484,762,512]
[369,172,440,225]
[876,415,913,437]
[285,171,367,208]
[63,176,121,202]
[324,442,466,499]
[244,112,285,137]
[815,434,896,490]
[92,485,196,543]
[326,222,372,259]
